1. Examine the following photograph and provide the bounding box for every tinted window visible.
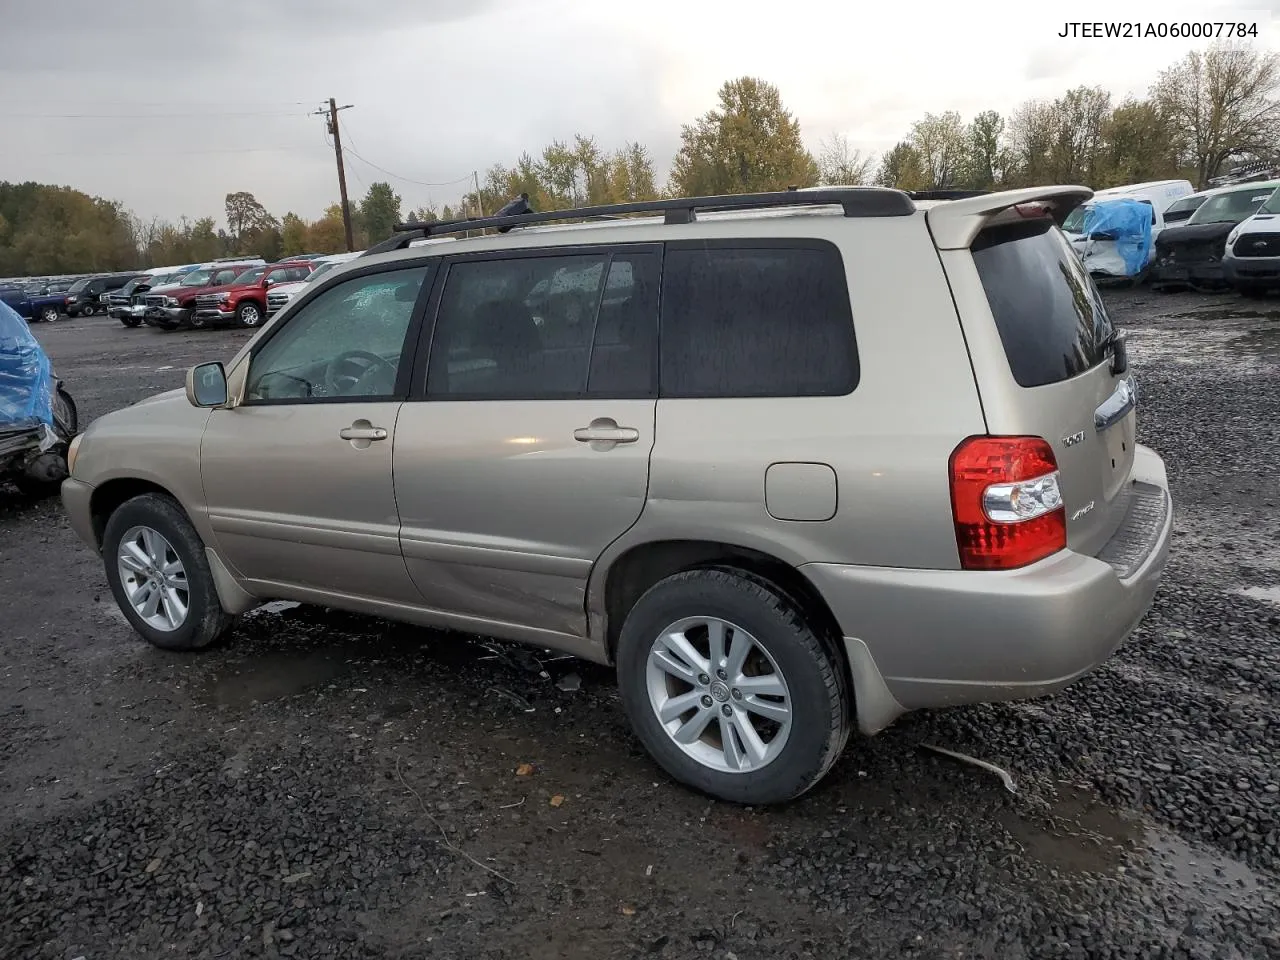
[212,269,240,285]
[67,278,90,293]
[246,265,430,402]
[659,244,857,398]
[427,251,658,399]
[233,267,266,284]
[971,219,1114,388]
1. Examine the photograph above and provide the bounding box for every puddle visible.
[1235,585,1280,605]
[998,781,1141,874]
[194,644,361,708]
[1126,321,1280,374]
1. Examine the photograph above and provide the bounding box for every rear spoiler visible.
[926,185,1093,249]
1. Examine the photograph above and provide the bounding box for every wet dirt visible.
[1,304,1278,959]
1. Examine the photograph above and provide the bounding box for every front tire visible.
[102,493,237,651]
[237,302,262,328]
[1238,284,1269,299]
[616,568,851,805]
[122,317,141,327]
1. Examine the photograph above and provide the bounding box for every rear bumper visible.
[802,444,1172,734]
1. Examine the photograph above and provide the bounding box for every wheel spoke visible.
[720,715,746,770]
[741,695,790,724]
[672,706,716,745]
[141,529,164,565]
[162,586,188,627]
[706,619,727,671]
[122,541,150,573]
[651,648,698,685]
[659,631,709,677]
[725,629,752,679]
[734,674,787,698]
[162,559,184,577]
[138,583,162,619]
[658,690,704,724]
[731,712,770,765]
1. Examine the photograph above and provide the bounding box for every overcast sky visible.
[3,0,1278,228]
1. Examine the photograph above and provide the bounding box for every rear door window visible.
[971,219,1114,388]
[659,242,858,398]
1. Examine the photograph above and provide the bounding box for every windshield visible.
[1188,186,1279,225]
[67,278,91,293]
[121,278,147,295]
[305,261,338,282]
[233,267,267,284]
[1062,205,1091,234]
[180,269,213,286]
[1165,195,1203,216]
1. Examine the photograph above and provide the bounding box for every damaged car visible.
[1151,180,1280,291]
[0,300,78,496]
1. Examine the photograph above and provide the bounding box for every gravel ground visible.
[1,298,1278,960]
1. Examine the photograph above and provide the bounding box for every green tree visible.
[909,111,969,189]
[1100,99,1182,187]
[224,191,276,245]
[306,204,348,254]
[876,142,928,191]
[280,212,309,256]
[670,77,819,196]
[358,181,402,243]
[962,110,1009,189]
[1152,43,1280,186]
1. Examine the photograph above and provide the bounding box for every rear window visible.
[659,243,858,398]
[971,219,1114,388]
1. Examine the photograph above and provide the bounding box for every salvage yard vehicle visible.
[0,282,68,323]
[1063,179,1192,281]
[189,260,316,329]
[1151,181,1280,291]
[1221,188,1280,296]
[64,272,149,317]
[1069,198,1154,285]
[142,263,261,330]
[265,252,364,317]
[62,187,1172,805]
[1,301,78,497]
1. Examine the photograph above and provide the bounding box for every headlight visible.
[1227,229,1240,247]
[163,296,180,307]
[217,292,230,302]
[66,434,82,475]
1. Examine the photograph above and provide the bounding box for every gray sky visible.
[3,0,1278,228]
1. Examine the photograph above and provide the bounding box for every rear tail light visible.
[949,436,1066,570]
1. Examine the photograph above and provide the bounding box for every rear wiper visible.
[1100,326,1129,375]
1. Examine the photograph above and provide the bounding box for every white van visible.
[1063,179,1195,279]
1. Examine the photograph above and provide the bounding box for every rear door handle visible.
[574,418,639,446]
[1094,377,1137,432]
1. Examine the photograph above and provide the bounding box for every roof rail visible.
[361,187,918,256]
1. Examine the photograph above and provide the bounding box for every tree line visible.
[3,42,1278,277]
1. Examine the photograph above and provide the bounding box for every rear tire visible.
[616,568,851,805]
[102,493,237,651]
[40,306,59,323]
[122,317,142,328]
[1238,285,1269,299]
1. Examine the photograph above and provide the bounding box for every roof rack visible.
[362,187,922,256]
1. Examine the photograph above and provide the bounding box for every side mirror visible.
[186,361,228,407]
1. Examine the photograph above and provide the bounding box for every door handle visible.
[574,420,639,445]
[340,421,388,446]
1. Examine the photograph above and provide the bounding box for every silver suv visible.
[61,187,1172,805]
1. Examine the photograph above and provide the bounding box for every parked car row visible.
[1062,173,1280,296]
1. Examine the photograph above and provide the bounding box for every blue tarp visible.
[1081,198,1153,277]
[0,300,54,429]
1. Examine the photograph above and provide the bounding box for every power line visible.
[337,122,475,188]
[0,110,311,119]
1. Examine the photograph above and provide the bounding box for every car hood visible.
[1230,213,1280,235]
[1155,222,1236,248]
[131,387,186,408]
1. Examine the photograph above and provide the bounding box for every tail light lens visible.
[949,436,1066,570]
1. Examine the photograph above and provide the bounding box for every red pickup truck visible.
[189,260,316,329]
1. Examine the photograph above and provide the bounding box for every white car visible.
[265,252,364,316]
[1063,179,1194,279]
[1221,188,1280,294]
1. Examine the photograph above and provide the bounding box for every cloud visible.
[2,0,1277,225]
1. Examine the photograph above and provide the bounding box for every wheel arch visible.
[594,538,845,667]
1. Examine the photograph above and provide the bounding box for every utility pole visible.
[313,98,355,251]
